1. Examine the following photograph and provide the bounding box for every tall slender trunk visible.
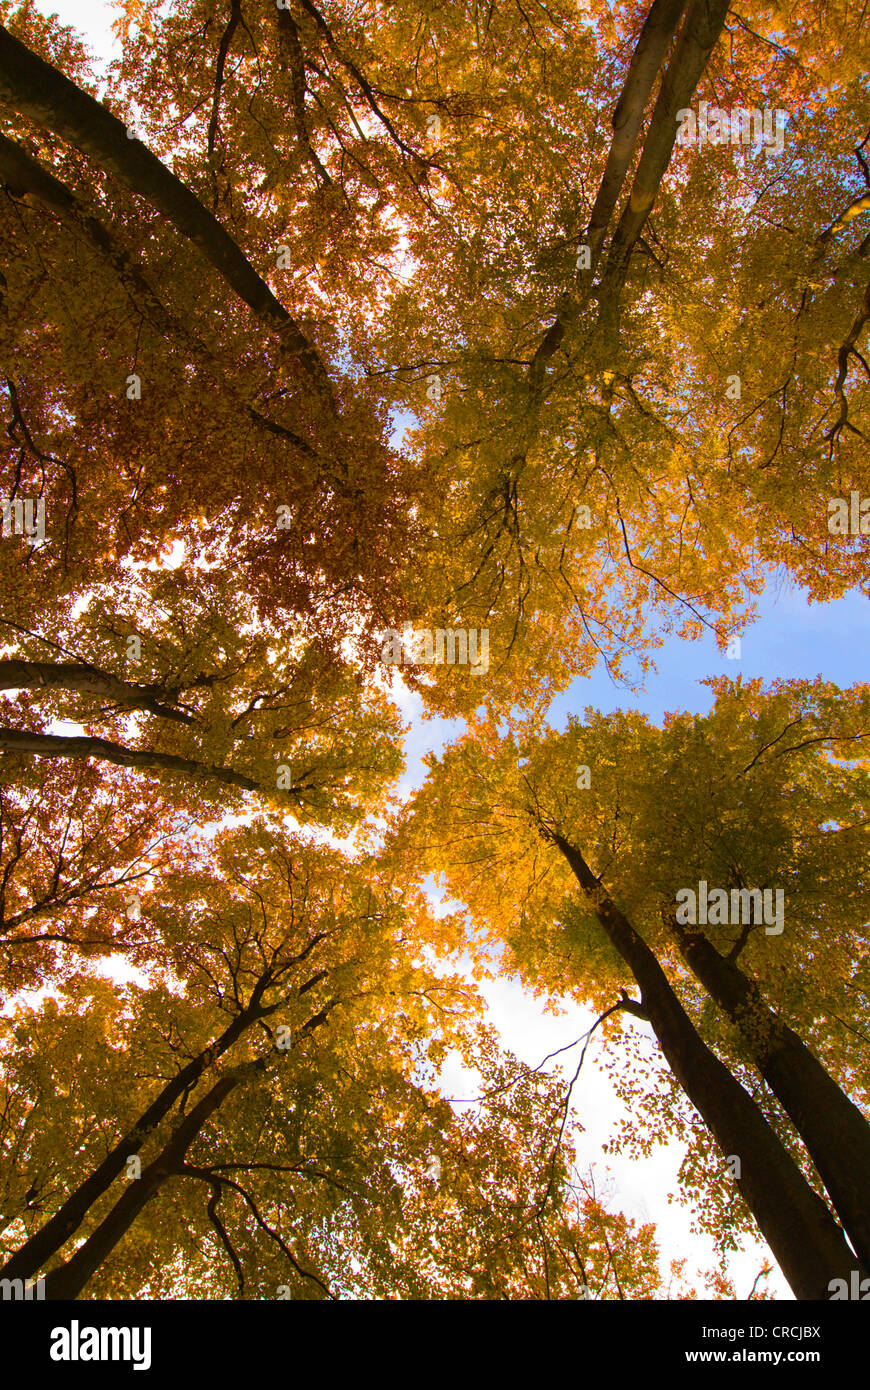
[670,916,870,1270]
[41,1007,333,1299]
[601,0,732,296]
[0,963,327,1283]
[42,1074,242,1299]
[0,993,268,1282]
[0,138,319,463]
[586,0,688,269]
[547,829,863,1299]
[529,0,688,381]
[0,25,333,400]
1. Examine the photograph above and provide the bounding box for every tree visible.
[0,4,420,673]
[363,0,870,715]
[0,756,189,999]
[0,563,404,824]
[2,0,869,1299]
[390,676,870,1296]
[0,821,656,1298]
[5,0,868,720]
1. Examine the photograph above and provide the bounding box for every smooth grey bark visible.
[546,827,864,1300]
[600,0,732,297]
[671,916,870,1272]
[530,0,688,387]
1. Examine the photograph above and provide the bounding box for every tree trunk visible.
[0,999,264,1282]
[0,981,329,1284]
[670,916,870,1271]
[0,134,319,464]
[529,0,688,382]
[0,25,332,399]
[40,1009,332,1298]
[601,0,731,294]
[548,829,863,1299]
[42,1074,242,1299]
[587,0,688,269]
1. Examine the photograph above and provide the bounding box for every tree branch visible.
[0,25,334,402]
[0,726,263,793]
[0,657,196,725]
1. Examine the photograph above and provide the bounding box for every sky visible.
[25,0,870,1299]
[397,570,868,1301]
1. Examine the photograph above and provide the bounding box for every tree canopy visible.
[0,0,868,1301]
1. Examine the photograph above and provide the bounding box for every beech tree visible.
[0,822,659,1298]
[1,0,868,1300]
[0,758,189,994]
[390,676,870,1298]
[0,565,404,822]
